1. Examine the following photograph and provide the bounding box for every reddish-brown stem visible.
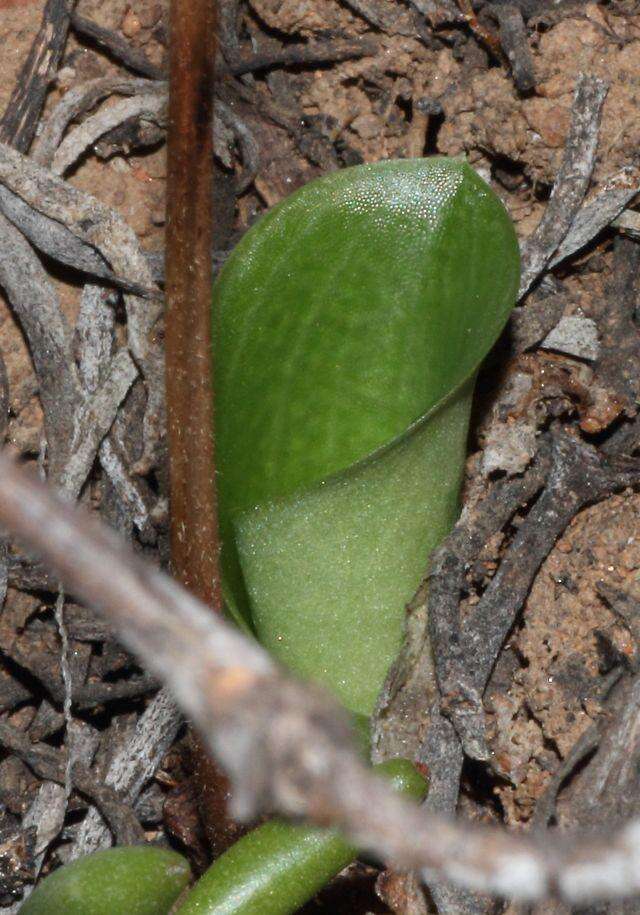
[165,1,220,606]
[165,0,241,854]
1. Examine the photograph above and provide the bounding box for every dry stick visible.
[507,166,640,355]
[437,433,640,761]
[225,37,377,75]
[70,11,165,80]
[547,166,640,270]
[518,74,608,299]
[164,0,238,852]
[7,455,640,903]
[0,208,83,484]
[4,781,67,914]
[69,687,182,859]
[51,92,167,177]
[0,0,73,152]
[0,720,146,847]
[0,142,164,472]
[71,11,374,81]
[491,4,535,94]
[31,76,163,167]
[0,185,151,298]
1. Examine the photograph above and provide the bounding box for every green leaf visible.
[19,846,191,915]
[213,157,520,715]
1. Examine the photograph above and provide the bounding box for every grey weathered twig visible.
[583,237,640,431]
[52,92,167,177]
[548,167,640,270]
[31,76,163,168]
[70,12,165,80]
[2,619,159,707]
[73,286,158,536]
[0,193,140,498]
[58,348,138,499]
[6,782,67,914]
[216,99,260,192]
[508,282,566,353]
[0,0,72,153]
[492,4,535,93]
[4,453,640,902]
[225,37,378,76]
[435,433,640,760]
[519,75,608,299]
[613,209,640,239]
[0,209,83,483]
[75,285,116,394]
[0,720,146,849]
[0,141,164,471]
[69,688,182,859]
[0,185,154,296]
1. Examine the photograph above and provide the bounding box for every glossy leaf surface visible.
[213,158,520,715]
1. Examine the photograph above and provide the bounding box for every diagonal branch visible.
[518,74,608,299]
[4,452,640,903]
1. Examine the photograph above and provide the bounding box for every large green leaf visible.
[213,158,520,716]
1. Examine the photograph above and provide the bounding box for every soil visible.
[0,0,639,912]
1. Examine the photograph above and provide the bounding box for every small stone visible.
[541,316,600,361]
[122,7,142,38]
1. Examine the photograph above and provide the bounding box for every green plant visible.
[180,156,518,913]
[19,846,191,915]
[214,156,520,717]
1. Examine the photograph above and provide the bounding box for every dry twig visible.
[519,75,608,299]
[491,4,535,93]
[70,12,165,80]
[435,432,640,761]
[0,208,82,483]
[51,92,167,177]
[69,689,182,859]
[0,141,164,471]
[4,454,640,903]
[0,0,72,152]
